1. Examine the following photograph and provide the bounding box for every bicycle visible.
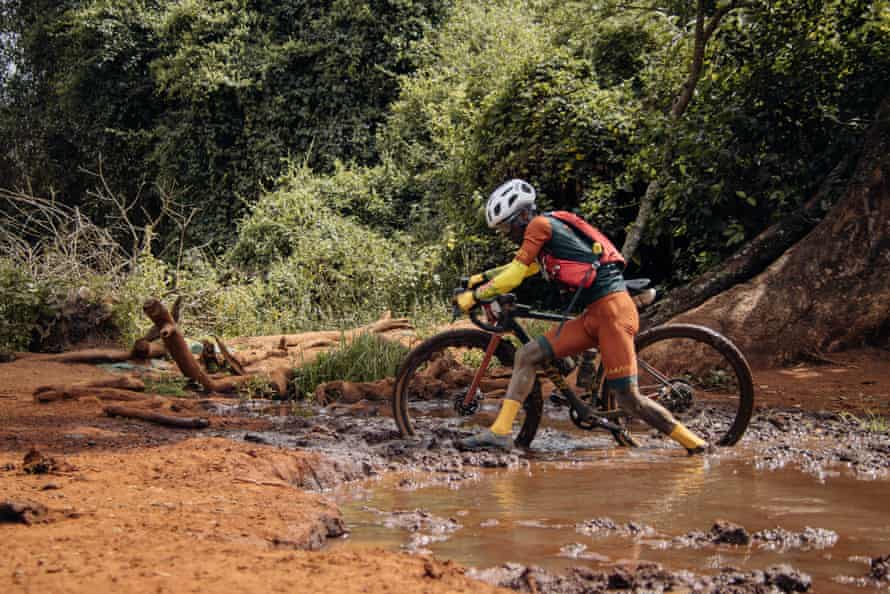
[392,278,755,449]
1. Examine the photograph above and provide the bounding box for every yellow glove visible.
[454,290,476,312]
[468,273,486,288]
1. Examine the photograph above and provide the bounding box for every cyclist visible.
[453,179,709,454]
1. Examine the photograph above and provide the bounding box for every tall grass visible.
[291,333,409,399]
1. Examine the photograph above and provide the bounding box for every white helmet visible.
[485,179,536,228]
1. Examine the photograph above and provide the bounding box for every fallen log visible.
[38,341,166,364]
[227,312,414,351]
[35,387,157,404]
[143,298,253,394]
[103,405,210,429]
[34,376,145,396]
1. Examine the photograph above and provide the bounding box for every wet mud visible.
[468,561,813,593]
[207,398,890,594]
[213,401,890,487]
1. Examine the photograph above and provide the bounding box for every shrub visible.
[229,162,443,322]
[0,258,53,353]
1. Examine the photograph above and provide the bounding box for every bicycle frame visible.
[463,298,623,435]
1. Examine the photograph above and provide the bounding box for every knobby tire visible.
[392,329,543,448]
[603,323,755,447]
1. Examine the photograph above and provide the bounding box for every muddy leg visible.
[611,377,708,452]
[458,341,547,451]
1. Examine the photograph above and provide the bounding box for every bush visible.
[229,162,443,322]
[0,258,52,353]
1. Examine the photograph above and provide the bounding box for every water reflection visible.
[334,445,890,594]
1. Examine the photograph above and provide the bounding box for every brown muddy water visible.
[331,439,890,593]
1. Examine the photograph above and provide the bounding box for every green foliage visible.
[473,52,639,226]
[0,258,52,353]
[2,0,888,315]
[840,410,890,434]
[229,162,444,322]
[648,0,890,280]
[1,0,449,247]
[111,250,170,346]
[291,333,409,399]
[237,375,277,401]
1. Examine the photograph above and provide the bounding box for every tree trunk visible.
[643,152,855,327]
[671,97,890,366]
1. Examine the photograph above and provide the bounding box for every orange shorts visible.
[539,291,639,381]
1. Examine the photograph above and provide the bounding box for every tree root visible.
[37,341,166,364]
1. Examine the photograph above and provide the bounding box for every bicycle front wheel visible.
[603,323,755,447]
[392,329,543,447]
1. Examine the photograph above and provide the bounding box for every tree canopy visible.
[1,0,888,350]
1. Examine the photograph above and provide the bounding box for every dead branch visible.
[34,387,157,404]
[38,341,167,364]
[34,376,145,396]
[143,298,255,394]
[103,405,209,429]
[213,335,246,375]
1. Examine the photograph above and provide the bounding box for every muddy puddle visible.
[332,442,888,592]
[211,402,890,592]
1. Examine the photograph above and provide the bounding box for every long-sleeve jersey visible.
[474,215,626,307]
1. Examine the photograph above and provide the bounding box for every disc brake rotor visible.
[659,379,695,414]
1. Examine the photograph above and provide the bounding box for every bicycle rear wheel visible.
[602,323,755,447]
[392,329,543,447]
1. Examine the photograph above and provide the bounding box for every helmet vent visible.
[521,183,531,193]
[493,203,501,216]
[508,194,518,207]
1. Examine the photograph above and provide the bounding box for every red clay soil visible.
[1,347,888,594]
[0,355,507,594]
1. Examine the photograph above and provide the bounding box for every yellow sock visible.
[669,423,707,450]
[490,399,521,436]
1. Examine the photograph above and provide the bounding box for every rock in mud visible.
[0,500,49,525]
[557,544,609,562]
[753,526,838,551]
[710,520,751,545]
[22,448,74,475]
[669,523,835,551]
[270,512,345,551]
[470,560,814,594]
[575,517,655,538]
[871,555,890,581]
[764,564,812,592]
[370,508,462,535]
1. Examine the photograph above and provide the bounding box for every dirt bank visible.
[1,347,887,593]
